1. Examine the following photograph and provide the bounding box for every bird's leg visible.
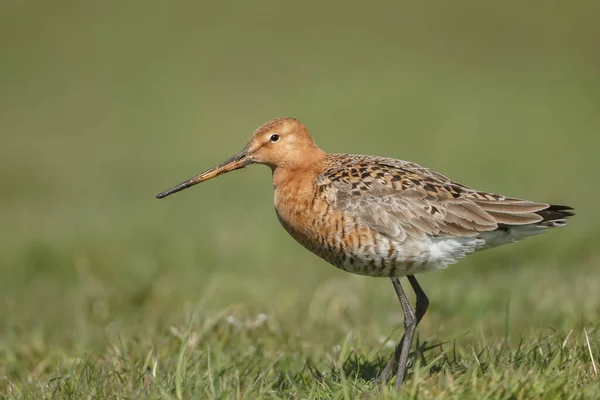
[407,275,429,321]
[406,275,430,363]
[376,275,429,390]
[389,277,416,390]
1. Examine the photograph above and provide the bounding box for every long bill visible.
[156,150,250,199]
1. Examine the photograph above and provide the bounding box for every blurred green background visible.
[1,0,599,396]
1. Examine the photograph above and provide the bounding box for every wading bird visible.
[157,117,574,390]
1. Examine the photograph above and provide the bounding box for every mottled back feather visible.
[316,154,567,241]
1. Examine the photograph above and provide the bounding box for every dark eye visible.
[270,134,280,142]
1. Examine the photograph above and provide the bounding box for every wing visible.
[317,155,549,241]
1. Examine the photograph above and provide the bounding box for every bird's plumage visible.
[157,119,574,276]
[276,153,573,277]
[318,154,571,238]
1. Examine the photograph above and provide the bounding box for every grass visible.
[1,0,599,398]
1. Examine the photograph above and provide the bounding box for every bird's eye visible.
[270,134,280,142]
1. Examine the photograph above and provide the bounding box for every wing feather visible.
[318,154,550,240]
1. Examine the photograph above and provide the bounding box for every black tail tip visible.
[538,204,575,222]
[548,204,575,216]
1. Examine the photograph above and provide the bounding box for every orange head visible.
[156,117,324,199]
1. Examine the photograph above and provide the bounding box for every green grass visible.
[1,0,599,398]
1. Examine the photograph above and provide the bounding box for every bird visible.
[156,117,574,391]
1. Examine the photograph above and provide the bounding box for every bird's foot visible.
[373,355,397,386]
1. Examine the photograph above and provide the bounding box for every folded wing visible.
[317,155,569,241]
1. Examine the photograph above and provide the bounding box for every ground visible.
[1,1,599,398]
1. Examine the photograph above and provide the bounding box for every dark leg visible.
[376,275,429,390]
[407,275,429,328]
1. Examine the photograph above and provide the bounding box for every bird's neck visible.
[271,162,323,236]
[271,149,326,192]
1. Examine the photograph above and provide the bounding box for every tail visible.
[479,203,574,249]
[534,204,575,228]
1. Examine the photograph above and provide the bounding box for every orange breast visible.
[273,177,407,277]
